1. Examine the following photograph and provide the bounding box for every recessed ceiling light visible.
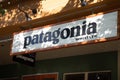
[8,1,10,4]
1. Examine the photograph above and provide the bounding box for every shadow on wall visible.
[0,0,103,28]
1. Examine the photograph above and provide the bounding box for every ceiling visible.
[0,0,29,9]
[0,36,120,65]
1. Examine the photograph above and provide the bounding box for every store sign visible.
[12,53,36,66]
[11,11,118,55]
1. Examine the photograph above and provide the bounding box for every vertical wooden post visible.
[118,10,120,80]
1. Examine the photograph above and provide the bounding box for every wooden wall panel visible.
[22,73,58,80]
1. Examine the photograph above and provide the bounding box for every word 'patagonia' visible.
[23,21,97,48]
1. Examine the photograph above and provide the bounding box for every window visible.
[63,71,111,80]
[88,72,111,80]
[64,73,85,80]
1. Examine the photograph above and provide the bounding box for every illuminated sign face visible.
[23,21,97,49]
[11,11,118,55]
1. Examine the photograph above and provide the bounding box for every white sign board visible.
[11,11,118,55]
